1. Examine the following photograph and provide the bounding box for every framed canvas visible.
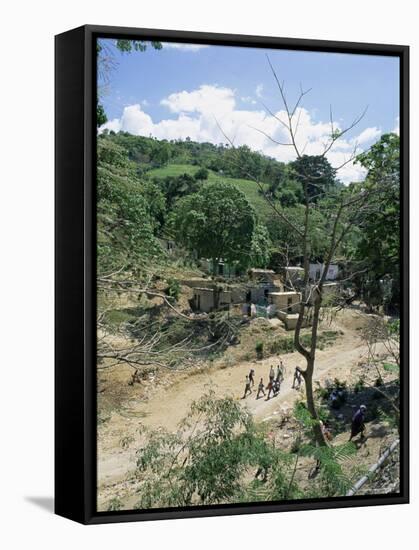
[55,25,409,524]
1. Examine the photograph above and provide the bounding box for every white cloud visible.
[255,84,264,98]
[392,116,400,135]
[162,42,208,52]
[100,84,382,184]
[241,96,257,105]
[355,126,381,145]
[160,85,236,116]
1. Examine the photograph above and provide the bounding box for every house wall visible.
[230,287,247,304]
[284,314,310,331]
[249,269,276,283]
[200,259,237,278]
[269,292,301,313]
[309,263,339,281]
[183,278,214,289]
[192,288,232,312]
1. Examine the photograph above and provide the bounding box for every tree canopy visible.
[97,139,161,274]
[353,133,400,311]
[171,182,256,272]
[291,155,339,203]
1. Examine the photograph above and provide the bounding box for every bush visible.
[268,331,339,357]
[255,341,264,359]
[195,167,209,181]
[107,497,122,511]
[165,277,181,302]
[353,376,366,394]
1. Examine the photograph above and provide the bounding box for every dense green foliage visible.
[291,155,340,203]
[97,139,161,274]
[353,134,400,311]
[170,182,257,271]
[131,392,361,509]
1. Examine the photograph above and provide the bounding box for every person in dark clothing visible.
[276,361,284,383]
[292,366,303,389]
[249,368,255,387]
[242,375,252,399]
[256,378,266,399]
[269,366,275,384]
[349,405,367,441]
[266,380,274,400]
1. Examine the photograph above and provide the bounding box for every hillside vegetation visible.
[96,130,401,512]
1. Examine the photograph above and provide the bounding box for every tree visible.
[151,141,171,167]
[291,155,339,203]
[155,173,199,211]
[361,317,400,432]
[217,58,374,446]
[194,167,209,181]
[353,133,400,312]
[96,137,161,274]
[127,392,361,509]
[171,182,256,275]
[134,391,299,508]
[97,102,108,127]
[249,224,272,268]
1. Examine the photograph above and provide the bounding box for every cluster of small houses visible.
[183,261,340,331]
[159,237,341,330]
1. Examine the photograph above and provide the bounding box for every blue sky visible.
[98,39,400,182]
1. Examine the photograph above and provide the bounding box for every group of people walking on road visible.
[242,358,369,445]
[242,360,369,444]
[242,360,305,401]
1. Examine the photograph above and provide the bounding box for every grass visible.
[147,164,272,221]
[383,362,399,373]
[268,330,339,355]
[104,308,138,326]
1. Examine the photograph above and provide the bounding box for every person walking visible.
[242,375,252,399]
[249,368,255,387]
[349,405,367,441]
[269,365,275,384]
[256,378,266,399]
[292,366,303,389]
[276,360,284,383]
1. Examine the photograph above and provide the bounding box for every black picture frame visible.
[55,24,409,525]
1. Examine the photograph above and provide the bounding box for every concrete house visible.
[309,263,339,281]
[199,258,238,278]
[191,287,232,313]
[267,291,306,330]
[268,291,302,313]
[245,268,284,304]
[249,268,276,282]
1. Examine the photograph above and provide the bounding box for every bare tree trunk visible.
[303,362,325,444]
[215,57,370,447]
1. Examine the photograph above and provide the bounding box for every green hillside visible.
[147,164,272,221]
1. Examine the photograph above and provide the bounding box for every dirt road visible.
[97,310,376,505]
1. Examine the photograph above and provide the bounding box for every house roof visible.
[194,287,231,293]
[250,268,275,274]
[269,291,301,296]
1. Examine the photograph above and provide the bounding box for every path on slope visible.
[98,311,374,495]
